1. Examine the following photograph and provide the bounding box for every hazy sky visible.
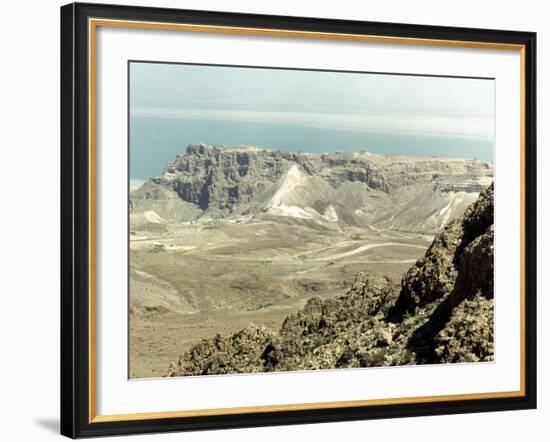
[129,62,495,178]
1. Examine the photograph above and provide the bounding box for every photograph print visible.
[128,62,494,379]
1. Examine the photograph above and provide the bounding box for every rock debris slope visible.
[131,144,493,233]
[167,183,494,376]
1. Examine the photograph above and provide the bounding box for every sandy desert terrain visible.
[129,217,431,377]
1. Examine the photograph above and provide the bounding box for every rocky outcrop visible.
[162,145,289,211]
[168,274,402,376]
[401,184,494,362]
[167,183,494,376]
[132,144,493,233]
[432,293,494,363]
[169,325,276,376]
[390,183,493,317]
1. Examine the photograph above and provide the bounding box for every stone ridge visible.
[131,143,493,230]
[167,184,494,376]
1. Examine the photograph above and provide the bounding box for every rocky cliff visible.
[167,183,494,376]
[131,144,493,233]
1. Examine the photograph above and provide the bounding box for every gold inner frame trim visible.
[88,17,527,424]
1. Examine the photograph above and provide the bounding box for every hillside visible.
[131,143,493,233]
[167,183,494,376]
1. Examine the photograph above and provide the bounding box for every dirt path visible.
[312,242,427,261]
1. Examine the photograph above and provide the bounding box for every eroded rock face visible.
[398,183,494,362]
[131,144,493,233]
[166,183,494,376]
[390,219,463,316]
[390,183,494,318]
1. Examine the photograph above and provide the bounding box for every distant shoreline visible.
[130,118,494,180]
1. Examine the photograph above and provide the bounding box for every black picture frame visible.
[60,2,537,438]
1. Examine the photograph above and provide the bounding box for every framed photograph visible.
[60,2,537,438]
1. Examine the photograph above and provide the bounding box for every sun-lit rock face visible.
[131,143,493,233]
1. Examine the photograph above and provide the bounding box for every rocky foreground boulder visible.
[167,184,494,376]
